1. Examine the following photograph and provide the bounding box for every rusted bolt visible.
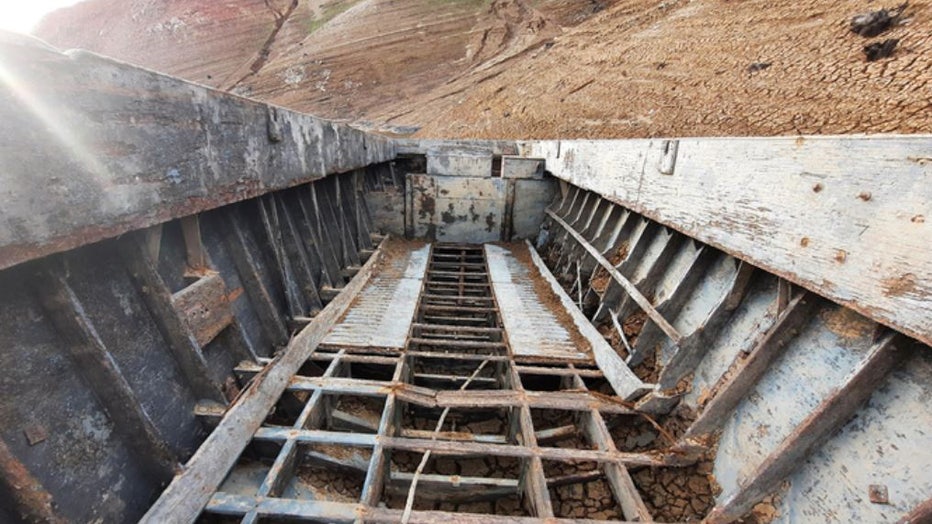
[868,484,889,504]
[858,191,872,201]
[800,237,810,247]
[834,249,847,263]
[812,183,824,193]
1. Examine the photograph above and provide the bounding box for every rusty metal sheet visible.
[409,174,507,243]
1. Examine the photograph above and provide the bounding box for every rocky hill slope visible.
[35,0,931,138]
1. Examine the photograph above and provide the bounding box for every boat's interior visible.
[0,33,930,524]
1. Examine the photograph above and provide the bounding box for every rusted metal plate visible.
[171,272,235,348]
[408,174,507,243]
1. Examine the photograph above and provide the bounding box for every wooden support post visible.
[705,332,907,523]
[118,234,226,403]
[180,215,207,271]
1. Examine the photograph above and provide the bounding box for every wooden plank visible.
[705,332,908,523]
[171,272,234,347]
[572,373,651,522]
[206,494,654,523]
[0,34,393,271]
[249,428,681,466]
[526,136,932,347]
[140,238,387,523]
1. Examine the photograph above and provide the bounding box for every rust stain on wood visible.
[882,273,922,299]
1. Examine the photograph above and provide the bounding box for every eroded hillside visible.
[36,0,931,138]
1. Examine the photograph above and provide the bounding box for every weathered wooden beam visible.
[0,34,393,271]
[249,427,686,466]
[206,494,652,523]
[36,266,178,478]
[170,272,234,348]
[119,235,226,403]
[705,332,908,523]
[220,208,290,347]
[180,216,207,271]
[140,238,387,523]
[259,196,306,318]
[275,194,326,314]
[572,374,652,522]
[387,472,518,501]
[525,240,650,400]
[525,136,932,348]
[683,292,816,439]
[361,360,406,509]
[656,260,756,390]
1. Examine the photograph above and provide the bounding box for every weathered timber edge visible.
[0,32,394,271]
[516,136,932,347]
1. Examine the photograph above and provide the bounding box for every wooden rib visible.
[706,332,907,523]
[683,292,816,439]
[118,234,226,402]
[546,209,682,344]
[220,207,290,346]
[36,266,178,479]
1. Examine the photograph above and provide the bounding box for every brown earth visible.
[34,0,931,139]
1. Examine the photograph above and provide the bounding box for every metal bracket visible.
[659,139,679,175]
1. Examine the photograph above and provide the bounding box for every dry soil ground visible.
[35,0,931,139]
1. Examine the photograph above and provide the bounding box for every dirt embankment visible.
[35,0,931,138]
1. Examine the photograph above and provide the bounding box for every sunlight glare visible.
[0,1,84,34]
